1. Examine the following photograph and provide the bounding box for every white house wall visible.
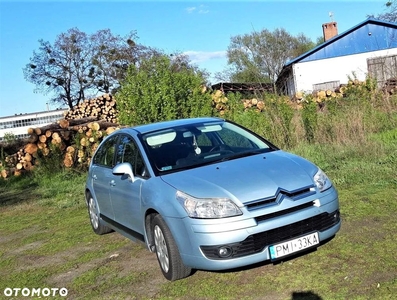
[0,109,67,141]
[293,48,397,94]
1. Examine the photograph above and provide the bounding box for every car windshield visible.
[141,120,276,174]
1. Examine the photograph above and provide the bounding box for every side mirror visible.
[112,162,135,182]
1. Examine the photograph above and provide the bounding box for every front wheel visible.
[152,214,192,281]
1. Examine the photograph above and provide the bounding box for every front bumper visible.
[165,187,341,271]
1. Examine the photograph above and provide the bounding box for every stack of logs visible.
[212,90,267,113]
[211,90,228,115]
[293,86,345,104]
[242,98,266,112]
[1,94,120,179]
[63,93,118,123]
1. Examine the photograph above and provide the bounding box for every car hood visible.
[160,150,318,205]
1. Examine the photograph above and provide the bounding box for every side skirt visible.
[100,213,146,245]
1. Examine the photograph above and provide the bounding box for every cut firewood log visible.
[106,127,118,135]
[37,142,47,150]
[1,169,9,179]
[23,161,33,171]
[66,146,75,154]
[87,121,101,131]
[51,132,62,144]
[45,130,52,138]
[24,153,32,162]
[39,135,47,143]
[63,153,74,168]
[58,119,70,129]
[257,101,265,111]
[24,143,38,155]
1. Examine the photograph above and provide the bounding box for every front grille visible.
[201,210,340,260]
[255,201,314,223]
[246,187,315,211]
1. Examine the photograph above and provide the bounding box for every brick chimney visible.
[322,22,338,41]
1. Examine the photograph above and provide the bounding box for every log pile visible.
[211,90,229,115]
[1,94,121,179]
[242,98,266,112]
[63,93,118,123]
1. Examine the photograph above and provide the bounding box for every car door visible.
[91,134,119,220]
[110,134,148,234]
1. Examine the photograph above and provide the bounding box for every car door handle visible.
[110,180,116,187]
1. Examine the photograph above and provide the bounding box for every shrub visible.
[116,54,214,126]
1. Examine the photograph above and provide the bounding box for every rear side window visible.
[93,135,118,167]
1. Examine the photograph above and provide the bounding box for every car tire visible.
[152,214,192,281]
[87,192,112,235]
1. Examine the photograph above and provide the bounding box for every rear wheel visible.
[152,214,192,281]
[87,193,112,235]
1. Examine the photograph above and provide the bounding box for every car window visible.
[93,135,118,167]
[217,127,255,149]
[197,133,212,147]
[143,120,273,174]
[116,135,148,178]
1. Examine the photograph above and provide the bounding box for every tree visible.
[90,29,158,95]
[223,28,315,88]
[23,28,92,109]
[23,28,153,109]
[372,1,397,22]
[116,53,214,126]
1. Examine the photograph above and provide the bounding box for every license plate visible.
[269,232,319,260]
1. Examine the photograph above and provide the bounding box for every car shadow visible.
[291,291,323,299]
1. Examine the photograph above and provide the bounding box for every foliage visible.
[116,54,214,126]
[370,0,397,22]
[33,144,66,176]
[301,100,318,143]
[221,93,295,148]
[225,28,315,84]
[2,133,17,145]
[23,28,156,109]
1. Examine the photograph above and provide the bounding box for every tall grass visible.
[223,83,397,151]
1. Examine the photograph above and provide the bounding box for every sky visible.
[0,0,390,117]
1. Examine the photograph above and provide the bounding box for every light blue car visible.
[85,117,341,281]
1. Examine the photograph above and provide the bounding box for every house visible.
[276,18,397,98]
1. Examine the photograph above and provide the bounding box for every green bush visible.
[116,54,214,126]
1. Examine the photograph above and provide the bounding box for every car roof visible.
[124,117,225,135]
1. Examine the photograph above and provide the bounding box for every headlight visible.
[314,168,332,192]
[176,191,242,219]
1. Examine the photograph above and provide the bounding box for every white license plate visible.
[269,232,319,260]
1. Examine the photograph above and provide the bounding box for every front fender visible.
[141,177,187,218]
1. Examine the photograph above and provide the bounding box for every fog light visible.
[218,246,232,258]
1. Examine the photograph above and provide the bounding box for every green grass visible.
[1,131,397,299]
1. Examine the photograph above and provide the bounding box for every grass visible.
[1,138,396,300]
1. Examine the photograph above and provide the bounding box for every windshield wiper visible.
[220,149,265,162]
